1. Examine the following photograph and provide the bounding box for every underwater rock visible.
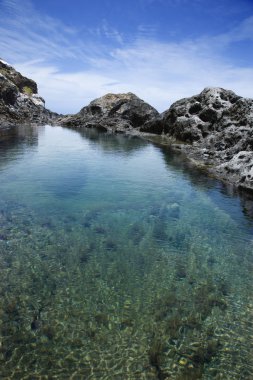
[166,203,180,219]
[30,308,42,331]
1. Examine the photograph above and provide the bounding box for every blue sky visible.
[0,0,253,113]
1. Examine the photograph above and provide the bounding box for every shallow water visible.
[0,125,252,379]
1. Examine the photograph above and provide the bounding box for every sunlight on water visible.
[0,125,252,379]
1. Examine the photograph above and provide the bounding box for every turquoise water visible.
[0,125,252,379]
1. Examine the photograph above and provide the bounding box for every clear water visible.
[0,125,252,379]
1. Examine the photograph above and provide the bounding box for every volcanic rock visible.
[142,87,253,191]
[58,92,159,132]
[0,58,57,130]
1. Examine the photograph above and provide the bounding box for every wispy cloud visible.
[0,0,253,114]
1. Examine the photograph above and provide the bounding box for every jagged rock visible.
[0,74,18,105]
[143,87,241,140]
[58,92,159,132]
[142,87,253,190]
[0,58,57,128]
[216,151,253,191]
[0,59,37,94]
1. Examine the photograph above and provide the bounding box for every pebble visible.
[179,358,187,366]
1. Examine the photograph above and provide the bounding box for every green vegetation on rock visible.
[22,86,33,96]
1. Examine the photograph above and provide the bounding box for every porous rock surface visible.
[141,87,253,191]
[0,59,57,130]
[58,92,159,132]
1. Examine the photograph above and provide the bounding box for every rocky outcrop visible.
[141,87,253,191]
[1,59,253,192]
[0,59,57,130]
[0,59,38,94]
[58,92,159,132]
[141,87,241,138]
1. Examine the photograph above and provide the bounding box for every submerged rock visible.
[58,92,159,132]
[0,58,58,129]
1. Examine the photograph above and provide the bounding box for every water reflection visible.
[0,125,39,169]
[76,127,253,224]
[71,126,148,154]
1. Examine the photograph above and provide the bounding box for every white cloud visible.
[0,0,253,114]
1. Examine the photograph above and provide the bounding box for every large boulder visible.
[58,92,159,132]
[142,87,241,141]
[141,87,253,190]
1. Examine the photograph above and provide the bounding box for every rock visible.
[160,87,241,142]
[142,87,253,191]
[58,92,159,132]
[216,151,253,191]
[0,59,37,94]
[139,116,164,134]
[0,58,58,128]
[167,203,180,219]
[1,58,253,192]
[0,74,18,105]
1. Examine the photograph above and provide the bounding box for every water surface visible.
[0,125,252,379]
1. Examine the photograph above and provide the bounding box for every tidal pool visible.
[0,125,252,379]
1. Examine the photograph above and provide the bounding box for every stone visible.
[58,92,159,132]
[0,58,57,128]
[0,59,37,94]
[216,151,253,191]
[142,87,253,191]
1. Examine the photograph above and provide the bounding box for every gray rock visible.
[145,87,241,141]
[216,151,253,191]
[58,92,159,132]
[143,87,253,191]
[0,59,37,94]
[0,58,58,128]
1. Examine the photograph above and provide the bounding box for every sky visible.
[0,0,253,114]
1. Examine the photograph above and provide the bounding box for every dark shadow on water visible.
[69,126,148,155]
[65,126,253,223]
[0,125,39,169]
[74,127,253,224]
[0,124,39,146]
[156,142,253,224]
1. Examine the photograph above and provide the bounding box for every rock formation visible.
[0,59,57,130]
[141,87,253,191]
[1,58,253,191]
[58,92,159,132]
